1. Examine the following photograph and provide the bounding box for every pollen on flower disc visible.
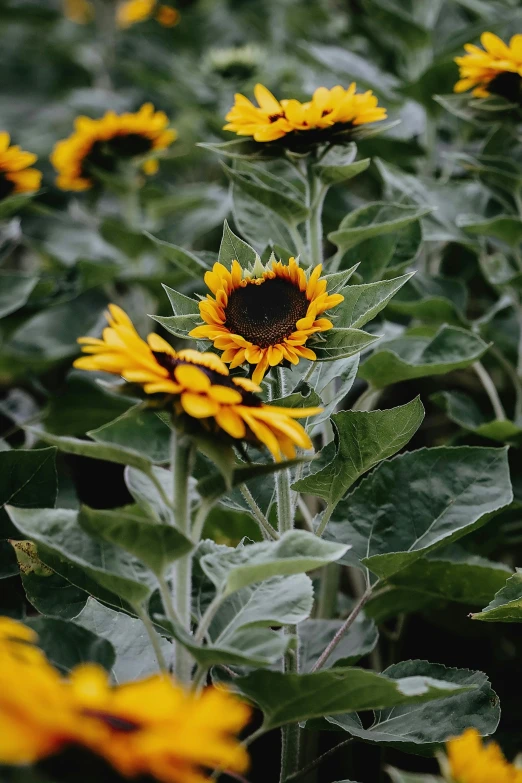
[225,277,309,348]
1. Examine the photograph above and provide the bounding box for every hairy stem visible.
[311,584,376,672]
[283,738,354,783]
[305,168,327,265]
[240,483,279,540]
[274,368,295,534]
[472,361,506,420]
[280,631,300,782]
[134,603,168,673]
[170,430,195,683]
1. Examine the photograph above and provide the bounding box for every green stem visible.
[93,0,115,89]
[305,169,326,265]
[288,223,307,258]
[296,495,314,533]
[315,563,339,619]
[351,384,382,412]
[280,629,300,783]
[310,584,376,672]
[490,345,522,423]
[170,430,195,684]
[283,738,354,783]
[472,361,506,420]
[194,591,225,645]
[315,503,334,537]
[157,573,182,628]
[274,368,295,534]
[192,499,214,542]
[134,603,169,673]
[240,483,279,540]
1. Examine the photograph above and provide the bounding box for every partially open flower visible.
[0,618,251,783]
[190,257,344,384]
[51,104,176,191]
[74,305,321,460]
[454,32,522,101]
[224,82,387,146]
[442,728,522,783]
[0,132,41,202]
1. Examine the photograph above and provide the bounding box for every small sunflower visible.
[442,728,522,783]
[117,0,179,27]
[0,618,251,783]
[454,32,522,101]
[189,257,344,384]
[0,132,41,202]
[224,82,387,145]
[51,104,177,191]
[74,305,321,460]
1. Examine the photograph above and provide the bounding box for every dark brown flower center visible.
[225,277,309,348]
[82,709,141,733]
[268,112,285,123]
[0,173,15,201]
[81,133,154,177]
[488,71,522,103]
[152,353,262,406]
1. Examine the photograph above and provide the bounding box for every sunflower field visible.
[4,1,522,782]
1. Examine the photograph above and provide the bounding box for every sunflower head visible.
[206,44,263,81]
[51,104,177,191]
[190,255,344,384]
[443,728,522,783]
[223,82,387,148]
[454,32,522,102]
[0,132,41,202]
[74,305,321,460]
[117,0,156,27]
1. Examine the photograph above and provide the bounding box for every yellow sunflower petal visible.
[180,392,220,418]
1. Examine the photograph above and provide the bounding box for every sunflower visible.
[454,32,522,100]
[223,82,387,144]
[442,728,522,783]
[0,619,251,783]
[51,104,177,191]
[117,0,179,27]
[74,305,321,460]
[189,257,344,385]
[0,132,41,202]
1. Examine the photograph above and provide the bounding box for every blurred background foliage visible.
[3,0,522,780]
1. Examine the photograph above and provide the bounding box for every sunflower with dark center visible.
[0,132,41,201]
[74,305,321,460]
[190,256,344,384]
[223,82,387,146]
[51,104,177,191]
[0,618,251,783]
[455,32,522,101]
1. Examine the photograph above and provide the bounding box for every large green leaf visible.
[210,574,314,642]
[200,531,349,597]
[299,615,378,671]
[472,570,522,622]
[359,326,489,388]
[327,662,499,755]
[0,447,57,538]
[326,447,512,579]
[329,203,431,252]
[7,507,156,608]
[31,429,154,473]
[334,274,414,329]
[144,232,210,277]
[313,327,381,362]
[235,667,473,731]
[25,617,115,674]
[125,466,172,525]
[457,214,522,247]
[22,570,88,620]
[223,164,309,224]
[0,272,38,318]
[304,354,360,432]
[293,398,424,506]
[74,598,170,679]
[389,274,467,325]
[432,390,522,445]
[88,406,171,464]
[218,219,259,267]
[78,506,193,576]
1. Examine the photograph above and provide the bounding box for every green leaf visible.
[432,391,522,444]
[125,465,172,524]
[344,222,421,283]
[472,570,522,622]
[386,768,441,783]
[326,446,512,579]
[152,312,200,339]
[359,326,489,389]
[88,405,171,464]
[0,272,38,318]
[74,598,170,679]
[22,570,88,620]
[329,203,431,252]
[335,274,414,329]
[313,327,381,362]
[313,144,370,185]
[328,662,499,755]
[305,355,360,432]
[31,429,154,473]
[144,232,210,278]
[196,457,306,504]
[200,530,349,597]
[299,615,378,671]
[0,447,57,538]
[293,398,424,506]
[457,214,522,247]
[78,506,193,576]
[235,667,473,731]
[389,274,467,325]
[218,219,259,268]
[7,507,156,608]
[223,164,310,224]
[0,192,36,218]
[198,138,281,161]
[479,252,522,289]
[25,617,115,674]
[162,285,200,316]
[210,574,314,642]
